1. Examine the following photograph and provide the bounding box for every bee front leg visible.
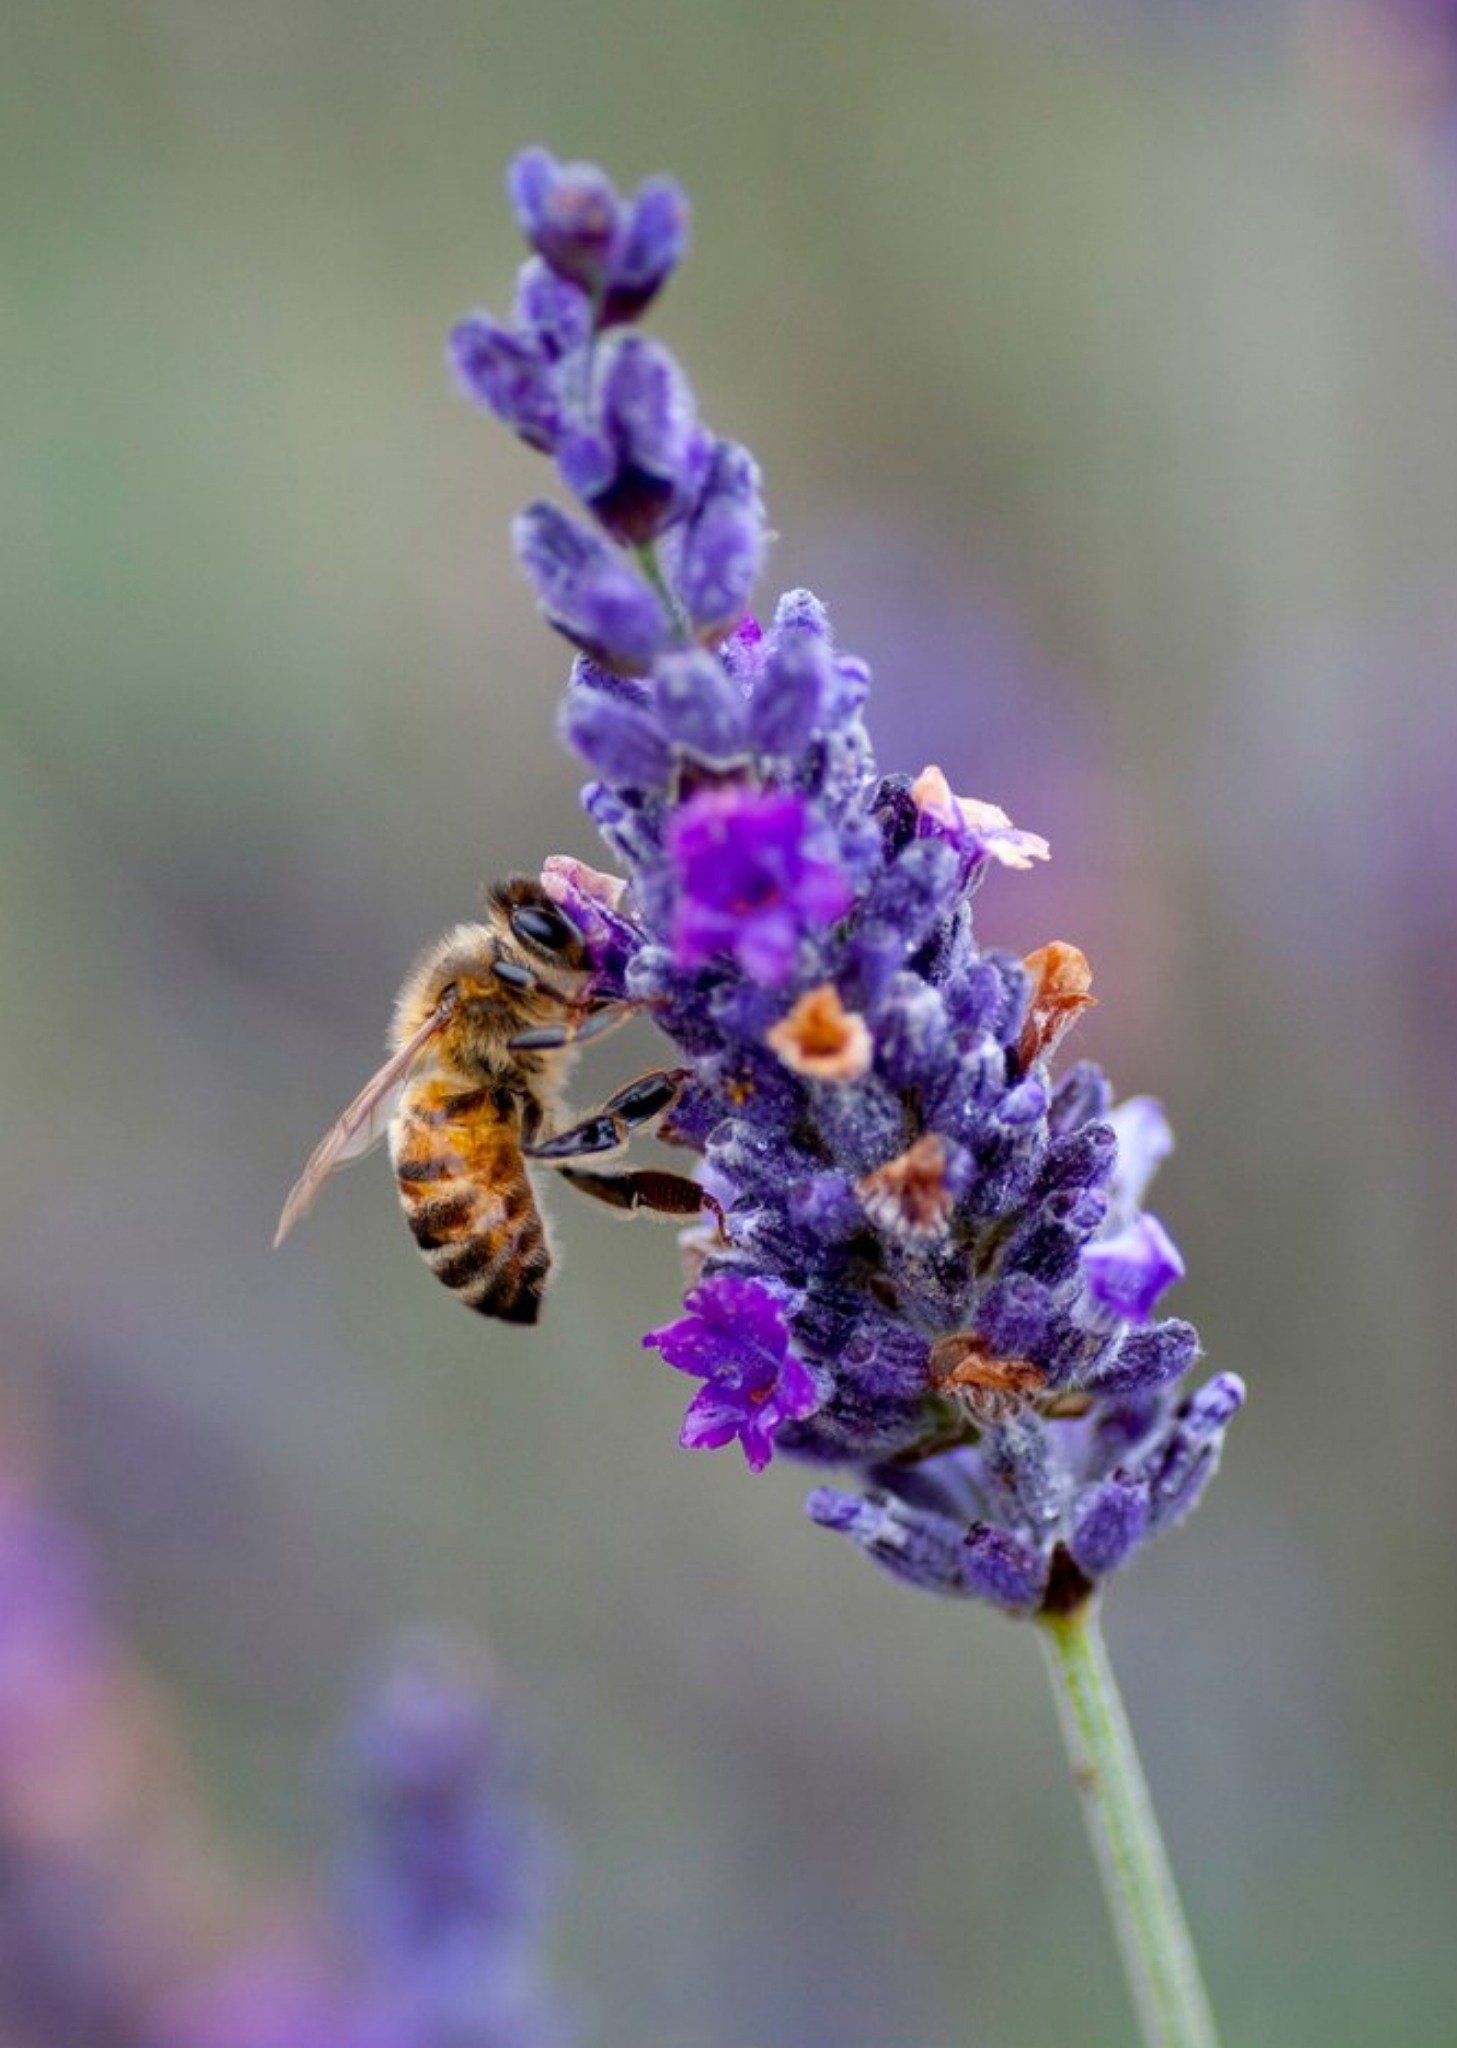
[508,998,648,1053]
[556,1166,728,1241]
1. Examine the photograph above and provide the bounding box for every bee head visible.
[487,876,591,977]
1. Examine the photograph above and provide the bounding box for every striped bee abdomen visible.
[389,1081,551,1324]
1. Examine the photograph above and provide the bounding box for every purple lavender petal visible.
[1106,1095,1175,1222]
[666,786,852,986]
[644,1274,818,1471]
[1082,1213,1186,1324]
[679,1384,751,1452]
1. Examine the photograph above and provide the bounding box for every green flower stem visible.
[634,540,689,640]
[1036,1600,1221,2048]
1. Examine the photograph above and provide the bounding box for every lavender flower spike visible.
[451,143,1242,2048]
[452,144,1241,1620]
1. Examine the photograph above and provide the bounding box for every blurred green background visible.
[5,3,1457,2043]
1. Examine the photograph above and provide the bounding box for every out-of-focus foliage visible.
[4,4,1457,2044]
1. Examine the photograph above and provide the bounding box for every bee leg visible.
[524,1068,688,1164]
[508,998,646,1054]
[557,1166,728,1240]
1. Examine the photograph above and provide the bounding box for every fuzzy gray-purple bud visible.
[604,174,691,323]
[749,628,832,758]
[557,335,708,545]
[449,314,563,451]
[653,648,748,763]
[513,502,671,674]
[559,683,672,789]
[674,440,767,639]
[1069,1472,1151,1579]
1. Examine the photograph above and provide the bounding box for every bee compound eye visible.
[510,902,579,954]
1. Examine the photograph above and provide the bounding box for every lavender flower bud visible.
[653,647,749,763]
[508,146,623,295]
[1142,1374,1246,1531]
[806,1487,976,1597]
[1086,1318,1200,1398]
[673,440,767,639]
[603,174,691,323]
[748,626,832,758]
[962,1523,1049,1612]
[1069,1472,1151,1580]
[559,679,672,788]
[513,501,671,673]
[557,334,708,545]
[507,148,689,325]
[512,256,593,355]
[449,314,563,451]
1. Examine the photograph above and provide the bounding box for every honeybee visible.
[274,877,713,1323]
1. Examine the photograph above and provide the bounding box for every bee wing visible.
[273,1004,454,1248]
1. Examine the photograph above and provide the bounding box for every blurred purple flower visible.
[1310,1,1457,266]
[0,1447,579,2048]
[167,1636,578,2048]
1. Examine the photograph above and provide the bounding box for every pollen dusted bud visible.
[767,985,874,1082]
[1018,941,1097,1068]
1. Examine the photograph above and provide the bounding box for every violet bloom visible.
[449,148,1242,1616]
[668,787,854,986]
[1081,1214,1185,1325]
[644,1275,821,1471]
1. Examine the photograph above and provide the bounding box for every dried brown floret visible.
[767,984,874,1082]
[1018,941,1096,1068]
[929,1333,1048,1424]
[858,1134,956,1241]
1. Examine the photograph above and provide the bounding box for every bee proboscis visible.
[274,878,714,1324]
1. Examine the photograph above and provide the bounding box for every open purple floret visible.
[453,149,1243,1615]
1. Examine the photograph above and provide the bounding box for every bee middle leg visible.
[524,1068,688,1165]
